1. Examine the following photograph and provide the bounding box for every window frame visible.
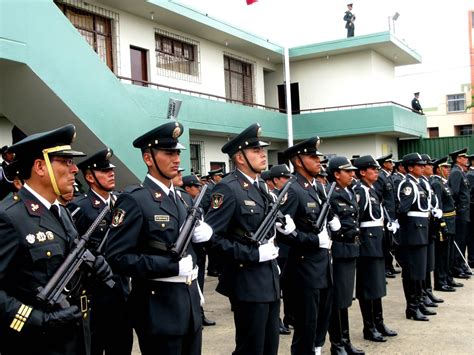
[446,93,465,113]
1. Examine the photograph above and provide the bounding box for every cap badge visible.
[72,131,77,143]
[106,151,112,159]
[257,127,262,137]
[172,126,181,138]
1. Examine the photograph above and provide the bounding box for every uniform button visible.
[301,256,305,259]
[352,213,355,216]
[46,251,52,257]
[250,209,254,213]
[161,223,165,227]
[83,312,88,319]
[369,233,373,236]
[151,291,155,295]
[239,264,243,268]
[82,289,87,295]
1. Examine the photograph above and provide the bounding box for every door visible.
[278,83,300,114]
[130,46,148,86]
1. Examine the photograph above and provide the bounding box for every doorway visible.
[278,83,300,114]
[130,46,148,86]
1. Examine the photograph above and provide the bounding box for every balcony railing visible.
[117,75,421,116]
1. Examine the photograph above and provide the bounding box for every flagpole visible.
[284,47,293,149]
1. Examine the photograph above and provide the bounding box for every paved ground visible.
[133,272,474,354]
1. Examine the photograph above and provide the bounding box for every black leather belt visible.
[332,235,360,244]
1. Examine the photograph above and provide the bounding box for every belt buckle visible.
[80,294,88,319]
[186,275,192,286]
[354,236,360,244]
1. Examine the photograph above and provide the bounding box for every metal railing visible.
[116,75,421,116]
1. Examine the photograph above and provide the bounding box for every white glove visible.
[178,255,193,276]
[393,219,400,230]
[328,216,342,232]
[386,221,399,233]
[432,208,443,219]
[318,227,331,249]
[258,237,279,262]
[192,220,213,243]
[275,214,296,235]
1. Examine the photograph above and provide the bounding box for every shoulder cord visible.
[361,185,383,222]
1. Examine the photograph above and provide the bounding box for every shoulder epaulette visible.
[124,184,144,193]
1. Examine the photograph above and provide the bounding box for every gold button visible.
[161,224,165,227]
[83,312,88,319]
[250,209,254,213]
[239,264,243,267]
[301,256,305,259]
[82,289,87,294]
[151,291,155,295]
[46,251,52,257]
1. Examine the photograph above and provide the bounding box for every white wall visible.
[318,134,398,159]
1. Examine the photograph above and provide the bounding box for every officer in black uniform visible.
[278,137,339,355]
[105,121,213,355]
[430,157,457,292]
[68,148,133,355]
[0,145,17,200]
[467,154,474,267]
[397,153,432,321]
[374,154,398,279]
[411,92,424,114]
[326,156,364,355]
[269,164,293,336]
[206,123,290,355]
[391,160,406,192]
[353,155,396,342]
[447,148,471,278]
[0,124,113,355]
[343,3,356,37]
[181,174,216,327]
[261,169,276,193]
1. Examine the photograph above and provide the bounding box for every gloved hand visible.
[318,227,331,249]
[42,305,82,327]
[192,220,213,243]
[92,255,113,283]
[258,237,279,262]
[386,222,399,233]
[393,219,400,230]
[275,214,296,235]
[178,255,193,276]
[432,208,443,219]
[328,216,342,232]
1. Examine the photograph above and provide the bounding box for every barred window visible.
[224,55,254,104]
[155,30,199,81]
[190,141,204,175]
[447,94,465,113]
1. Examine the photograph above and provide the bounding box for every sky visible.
[175,0,473,108]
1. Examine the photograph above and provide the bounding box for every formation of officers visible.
[0,121,472,355]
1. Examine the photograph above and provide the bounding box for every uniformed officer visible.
[181,174,216,327]
[261,169,276,193]
[430,157,457,292]
[447,148,471,278]
[0,145,17,200]
[465,154,474,268]
[0,124,113,355]
[374,154,398,279]
[391,160,406,192]
[269,164,293,336]
[353,155,396,342]
[419,154,444,307]
[397,153,432,321]
[105,121,213,355]
[278,137,340,355]
[68,148,133,355]
[343,3,356,37]
[326,156,364,355]
[205,123,292,355]
[411,92,424,114]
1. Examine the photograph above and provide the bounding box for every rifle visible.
[251,179,297,245]
[313,182,336,233]
[170,184,208,260]
[36,205,115,309]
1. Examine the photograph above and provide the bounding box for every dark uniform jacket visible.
[329,184,360,259]
[430,175,456,234]
[448,165,470,222]
[411,98,423,113]
[353,181,384,257]
[343,10,355,28]
[0,187,84,354]
[397,174,430,246]
[278,172,332,290]
[105,177,201,336]
[205,170,280,303]
[466,168,474,216]
[200,182,215,213]
[373,169,396,219]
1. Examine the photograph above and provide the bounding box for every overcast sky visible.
[175,0,473,107]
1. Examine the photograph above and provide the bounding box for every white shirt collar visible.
[147,173,175,196]
[91,188,110,205]
[23,183,61,212]
[238,169,257,185]
[408,173,420,183]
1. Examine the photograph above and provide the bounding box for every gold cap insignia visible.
[257,127,262,137]
[106,151,112,159]
[172,126,181,139]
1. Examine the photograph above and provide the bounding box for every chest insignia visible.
[26,234,36,244]
[36,232,47,243]
[46,231,55,240]
[94,199,101,206]
[154,215,170,222]
[212,193,224,209]
[304,182,310,188]
[243,182,249,188]
[244,200,256,206]
[111,208,126,227]
[307,202,317,208]
[403,186,412,196]
[31,203,39,212]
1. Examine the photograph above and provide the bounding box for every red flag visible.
[246,0,258,5]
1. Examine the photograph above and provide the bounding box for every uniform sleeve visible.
[205,183,260,263]
[0,210,42,330]
[431,181,444,212]
[448,170,461,201]
[105,194,179,279]
[279,187,320,248]
[372,176,384,200]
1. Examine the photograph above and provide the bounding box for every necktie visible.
[253,181,259,190]
[169,189,177,204]
[50,204,65,229]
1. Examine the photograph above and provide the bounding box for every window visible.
[455,125,473,136]
[56,2,114,71]
[155,30,199,81]
[190,141,204,175]
[428,127,439,138]
[224,55,254,104]
[447,94,465,113]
